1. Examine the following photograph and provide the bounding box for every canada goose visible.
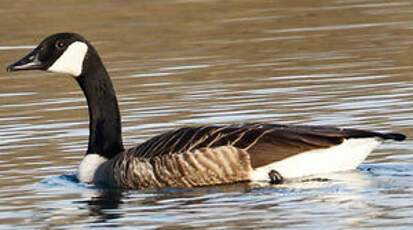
[6,33,406,189]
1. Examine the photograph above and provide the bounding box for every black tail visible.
[382,133,406,141]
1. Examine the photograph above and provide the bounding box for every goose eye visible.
[56,41,65,49]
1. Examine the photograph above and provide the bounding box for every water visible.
[0,0,412,229]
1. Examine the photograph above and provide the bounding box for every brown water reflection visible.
[0,0,412,229]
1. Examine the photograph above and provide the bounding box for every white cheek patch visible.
[48,41,88,77]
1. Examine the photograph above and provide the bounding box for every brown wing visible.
[128,123,405,168]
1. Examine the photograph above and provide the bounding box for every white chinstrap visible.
[48,41,88,76]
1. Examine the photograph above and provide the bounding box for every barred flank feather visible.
[110,146,252,189]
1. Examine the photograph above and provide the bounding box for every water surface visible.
[0,0,412,229]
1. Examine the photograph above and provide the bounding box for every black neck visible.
[76,50,124,159]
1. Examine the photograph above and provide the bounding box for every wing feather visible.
[129,123,403,168]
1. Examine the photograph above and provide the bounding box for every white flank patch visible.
[48,41,88,76]
[249,138,382,181]
[77,154,108,183]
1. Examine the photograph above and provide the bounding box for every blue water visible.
[26,163,412,229]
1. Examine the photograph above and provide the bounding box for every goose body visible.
[7,33,406,189]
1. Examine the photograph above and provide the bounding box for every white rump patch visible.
[250,138,382,181]
[77,154,108,183]
[48,41,88,76]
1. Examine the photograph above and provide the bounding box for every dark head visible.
[7,33,90,77]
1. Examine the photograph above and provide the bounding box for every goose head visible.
[7,33,89,77]
[7,33,124,160]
